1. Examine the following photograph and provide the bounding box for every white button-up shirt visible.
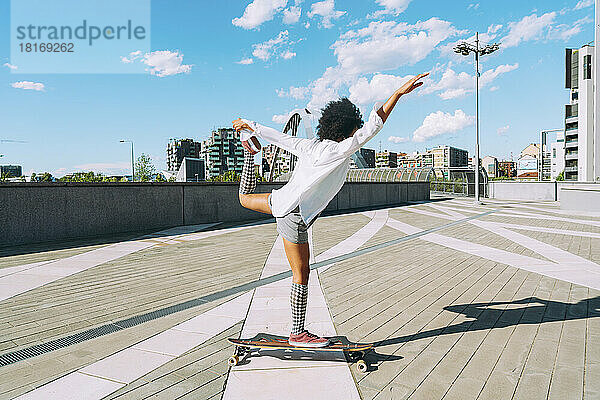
[243,103,384,225]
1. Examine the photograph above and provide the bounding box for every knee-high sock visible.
[290,282,308,335]
[239,149,257,194]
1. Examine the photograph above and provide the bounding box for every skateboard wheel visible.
[356,360,367,373]
[228,355,239,367]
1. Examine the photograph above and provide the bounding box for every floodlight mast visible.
[453,32,500,204]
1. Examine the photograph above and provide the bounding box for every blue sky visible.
[0,0,595,176]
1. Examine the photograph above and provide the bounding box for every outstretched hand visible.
[377,72,430,124]
[396,72,429,96]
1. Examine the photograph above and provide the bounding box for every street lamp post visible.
[120,140,135,182]
[454,33,500,204]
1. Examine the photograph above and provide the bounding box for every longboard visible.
[227,333,373,373]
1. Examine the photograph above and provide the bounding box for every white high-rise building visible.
[565,45,597,181]
[551,130,565,180]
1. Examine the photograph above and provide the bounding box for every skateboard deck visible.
[227,333,373,372]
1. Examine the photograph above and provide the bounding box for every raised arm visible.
[232,118,312,157]
[377,72,429,123]
[324,72,429,163]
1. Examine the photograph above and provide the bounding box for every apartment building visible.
[166,139,201,172]
[564,45,596,181]
[200,128,245,179]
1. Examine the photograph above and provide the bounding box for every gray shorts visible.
[269,194,317,244]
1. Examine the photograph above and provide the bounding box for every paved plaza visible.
[1,195,599,400]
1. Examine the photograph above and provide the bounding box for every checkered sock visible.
[290,282,308,335]
[239,149,257,194]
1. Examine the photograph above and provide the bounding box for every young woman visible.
[232,72,428,347]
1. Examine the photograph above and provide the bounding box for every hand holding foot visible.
[232,118,261,155]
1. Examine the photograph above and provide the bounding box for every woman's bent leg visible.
[238,193,272,214]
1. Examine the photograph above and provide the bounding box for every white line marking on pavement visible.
[424,203,600,238]
[224,210,388,400]
[0,260,56,278]
[316,209,389,273]
[15,292,254,400]
[0,222,259,302]
[386,218,600,291]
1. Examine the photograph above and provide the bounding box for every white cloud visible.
[283,5,302,24]
[3,63,17,70]
[388,136,410,143]
[143,51,192,77]
[575,0,593,10]
[370,0,412,17]
[349,73,411,105]
[467,3,480,10]
[425,63,518,100]
[480,63,519,85]
[281,50,297,59]
[11,81,45,91]
[252,30,290,61]
[120,50,141,64]
[237,58,254,65]
[304,18,457,109]
[333,18,458,77]
[490,86,499,92]
[497,125,510,136]
[548,16,592,41]
[306,66,347,109]
[272,113,291,124]
[277,85,309,99]
[232,0,288,29]
[308,0,345,28]
[502,12,556,48]
[122,50,192,77]
[412,110,475,142]
[52,167,68,178]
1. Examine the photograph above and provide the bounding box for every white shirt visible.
[242,102,384,225]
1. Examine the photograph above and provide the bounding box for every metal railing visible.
[346,167,489,197]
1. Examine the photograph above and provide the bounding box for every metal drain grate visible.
[0,209,496,367]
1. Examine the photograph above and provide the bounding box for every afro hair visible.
[316,98,364,142]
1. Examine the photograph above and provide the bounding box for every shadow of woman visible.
[373,295,600,348]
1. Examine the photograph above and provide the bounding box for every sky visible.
[0,0,596,177]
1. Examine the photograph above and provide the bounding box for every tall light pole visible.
[454,33,500,204]
[120,140,135,181]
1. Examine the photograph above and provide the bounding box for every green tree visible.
[556,171,564,181]
[33,172,54,182]
[59,171,104,182]
[135,153,156,182]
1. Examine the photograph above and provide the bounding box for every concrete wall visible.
[488,182,557,201]
[488,181,600,201]
[560,186,600,212]
[0,181,429,247]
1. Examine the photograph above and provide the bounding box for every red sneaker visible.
[288,331,330,348]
